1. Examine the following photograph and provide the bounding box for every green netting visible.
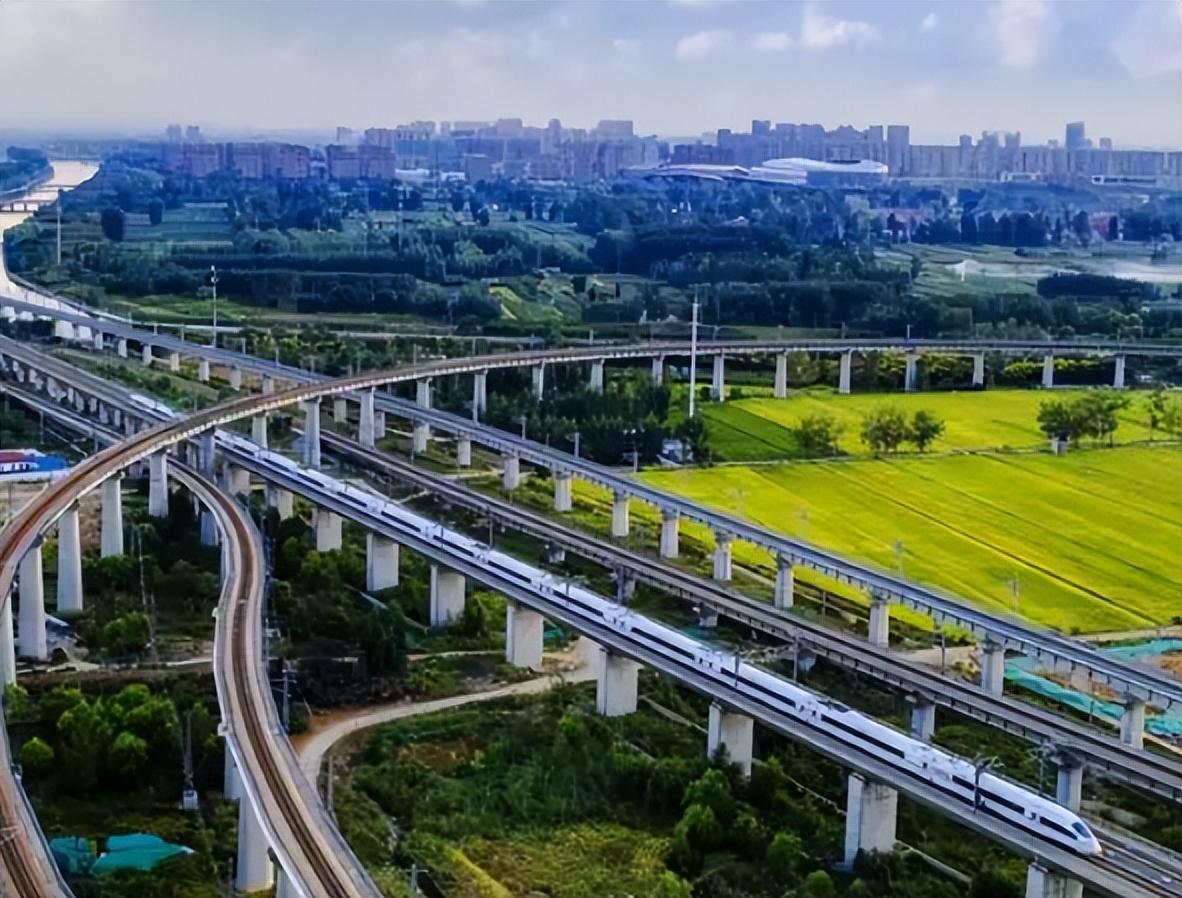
[91,833,192,873]
[49,836,95,875]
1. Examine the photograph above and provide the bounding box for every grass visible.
[640,444,1182,633]
[698,386,1165,462]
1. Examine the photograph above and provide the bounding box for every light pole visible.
[208,265,219,349]
[55,189,62,266]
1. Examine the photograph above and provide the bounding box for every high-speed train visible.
[218,433,1103,858]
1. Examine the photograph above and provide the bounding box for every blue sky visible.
[1,0,1179,147]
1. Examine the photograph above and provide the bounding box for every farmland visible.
[694,386,1163,462]
[640,444,1181,634]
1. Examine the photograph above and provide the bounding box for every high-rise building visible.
[751,119,771,137]
[595,119,635,140]
[1065,121,1086,152]
[165,124,182,143]
[335,126,355,145]
[184,125,203,143]
[1099,137,1113,151]
[886,124,910,175]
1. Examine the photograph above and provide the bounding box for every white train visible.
[222,433,1102,858]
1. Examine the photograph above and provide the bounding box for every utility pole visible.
[55,189,62,266]
[208,265,219,349]
[688,297,700,419]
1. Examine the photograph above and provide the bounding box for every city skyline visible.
[0,0,1180,149]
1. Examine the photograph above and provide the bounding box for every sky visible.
[1,0,1180,148]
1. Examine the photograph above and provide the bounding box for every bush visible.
[19,736,54,775]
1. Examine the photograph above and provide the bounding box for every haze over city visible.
[1,0,1181,147]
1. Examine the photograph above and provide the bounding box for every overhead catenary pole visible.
[688,297,700,419]
[208,264,219,349]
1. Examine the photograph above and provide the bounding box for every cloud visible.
[920,12,938,32]
[990,0,1052,69]
[1111,0,1182,79]
[675,29,732,60]
[612,37,640,55]
[753,31,793,53]
[799,5,880,50]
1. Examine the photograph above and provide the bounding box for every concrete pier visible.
[531,363,545,399]
[972,353,985,387]
[711,354,725,401]
[554,473,573,512]
[1113,355,1126,389]
[651,355,665,386]
[56,505,84,614]
[1120,697,1145,749]
[223,745,241,800]
[980,641,1006,696]
[502,454,520,491]
[610,492,630,538]
[236,797,274,893]
[1042,354,1055,389]
[1025,865,1083,898]
[909,697,936,742]
[659,509,680,559]
[707,703,754,777]
[415,377,432,445]
[302,399,321,468]
[116,338,128,358]
[198,358,210,383]
[262,376,275,395]
[712,531,733,582]
[773,555,794,609]
[167,351,180,373]
[456,437,472,468]
[903,353,919,392]
[773,352,788,399]
[93,330,104,351]
[229,367,243,390]
[473,370,487,418]
[867,597,890,647]
[224,464,251,498]
[589,359,605,393]
[365,534,399,592]
[141,345,153,367]
[1055,754,1084,812]
[101,475,124,557]
[429,566,466,626]
[596,647,639,717]
[838,350,852,394]
[843,774,897,867]
[267,486,294,520]
[359,389,376,448]
[148,452,170,518]
[251,414,268,448]
[333,397,347,424]
[0,597,13,685]
[314,509,342,552]
[505,600,544,670]
[17,544,46,660]
[374,410,385,438]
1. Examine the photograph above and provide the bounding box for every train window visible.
[979,789,1025,814]
[1039,817,1076,840]
[1071,823,1091,839]
[952,776,974,791]
[821,715,905,758]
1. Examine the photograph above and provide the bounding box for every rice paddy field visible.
[698,387,1162,462]
[640,444,1181,634]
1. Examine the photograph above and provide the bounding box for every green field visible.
[698,387,1164,462]
[641,445,1182,634]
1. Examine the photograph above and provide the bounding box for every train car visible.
[0,449,70,480]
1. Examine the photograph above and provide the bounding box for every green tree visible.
[683,768,735,823]
[859,405,909,453]
[766,831,806,882]
[19,736,54,775]
[109,731,150,785]
[800,870,837,898]
[1036,399,1078,442]
[100,206,126,242]
[1146,387,1168,440]
[3,684,37,724]
[57,699,112,790]
[908,409,945,452]
[794,413,845,457]
[147,198,164,226]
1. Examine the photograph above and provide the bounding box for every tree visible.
[147,198,164,226]
[860,405,909,453]
[1036,399,1078,442]
[19,737,54,775]
[109,731,150,785]
[908,409,945,452]
[1107,215,1119,241]
[766,831,806,881]
[1146,387,1169,440]
[794,413,845,457]
[800,870,837,898]
[100,206,126,242]
[56,699,112,790]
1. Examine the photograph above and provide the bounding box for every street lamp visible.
[207,265,219,349]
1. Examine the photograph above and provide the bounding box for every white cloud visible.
[612,37,641,55]
[753,31,793,53]
[675,29,732,60]
[920,13,938,32]
[1111,0,1182,79]
[990,0,1052,69]
[799,5,880,50]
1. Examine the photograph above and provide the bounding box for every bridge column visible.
[54,320,76,341]
[531,362,545,399]
[414,377,432,453]
[229,367,243,391]
[101,475,124,557]
[659,509,680,559]
[57,504,84,614]
[1113,355,1126,390]
[197,358,210,383]
[472,370,487,419]
[909,696,936,742]
[93,331,104,351]
[980,640,1006,696]
[773,555,794,609]
[774,352,788,399]
[359,389,376,448]
[302,399,321,469]
[903,353,919,392]
[596,646,639,717]
[374,410,385,438]
[251,414,268,449]
[365,533,399,591]
[1041,354,1054,389]
[167,351,180,373]
[456,437,472,468]
[0,595,13,685]
[1120,697,1145,749]
[223,463,250,498]
[148,452,169,518]
[843,774,897,868]
[116,338,128,359]
[610,492,630,538]
[262,376,276,395]
[589,359,605,393]
[141,344,153,367]
[314,508,342,552]
[502,454,520,491]
[1024,865,1083,898]
[505,600,544,670]
[1055,753,1084,812]
[429,566,466,626]
[235,797,274,893]
[332,397,347,424]
[707,703,754,777]
[712,530,733,582]
[266,485,294,520]
[711,354,725,401]
[838,350,852,394]
[651,355,665,386]
[18,543,46,661]
[971,353,985,387]
[554,473,573,512]
[867,596,890,647]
